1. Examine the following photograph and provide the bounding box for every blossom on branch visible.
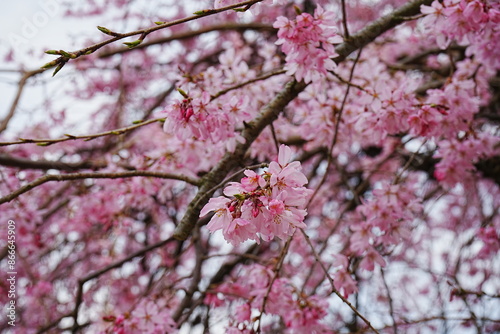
[274,5,343,83]
[200,145,312,245]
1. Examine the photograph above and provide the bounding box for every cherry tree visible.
[1,0,499,333]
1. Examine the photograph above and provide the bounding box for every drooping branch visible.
[300,228,380,334]
[0,117,164,147]
[0,154,107,171]
[0,171,199,205]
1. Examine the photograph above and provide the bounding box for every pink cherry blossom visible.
[200,145,311,244]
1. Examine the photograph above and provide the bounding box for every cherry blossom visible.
[1,0,499,332]
[201,145,312,244]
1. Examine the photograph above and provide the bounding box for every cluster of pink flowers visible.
[354,79,417,142]
[200,145,312,245]
[434,135,497,187]
[205,264,328,332]
[420,0,500,67]
[162,90,249,150]
[273,6,343,83]
[103,300,177,334]
[343,182,422,278]
[163,91,216,141]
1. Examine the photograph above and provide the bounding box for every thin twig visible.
[381,268,398,334]
[300,229,380,333]
[0,154,107,171]
[99,22,276,58]
[0,69,44,134]
[256,236,293,333]
[0,118,164,147]
[341,0,350,38]
[42,0,265,75]
[211,68,286,100]
[36,237,177,333]
[308,49,362,206]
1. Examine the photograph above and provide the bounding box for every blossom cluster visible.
[434,134,497,187]
[204,264,328,332]
[200,145,312,245]
[420,0,500,67]
[163,91,235,142]
[274,6,343,83]
[103,300,177,334]
[341,181,422,285]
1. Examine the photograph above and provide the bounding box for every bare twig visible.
[381,268,398,334]
[0,154,107,171]
[308,49,362,205]
[0,69,44,134]
[211,69,286,100]
[256,236,293,333]
[99,22,276,58]
[42,0,265,75]
[341,0,350,38]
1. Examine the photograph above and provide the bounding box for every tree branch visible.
[41,0,265,75]
[0,154,107,171]
[0,171,199,205]
[0,117,164,147]
[333,0,433,64]
[98,22,276,58]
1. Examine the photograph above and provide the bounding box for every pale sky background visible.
[0,0,105,138]
[0,0,101,61]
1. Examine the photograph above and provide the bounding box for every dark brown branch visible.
[172,230,203,322]
[333,0,433,64]
[341,0,350,38]
[0,154,107,171]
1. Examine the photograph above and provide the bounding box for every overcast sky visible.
[0,1,105,136]
[0,0,103,61]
